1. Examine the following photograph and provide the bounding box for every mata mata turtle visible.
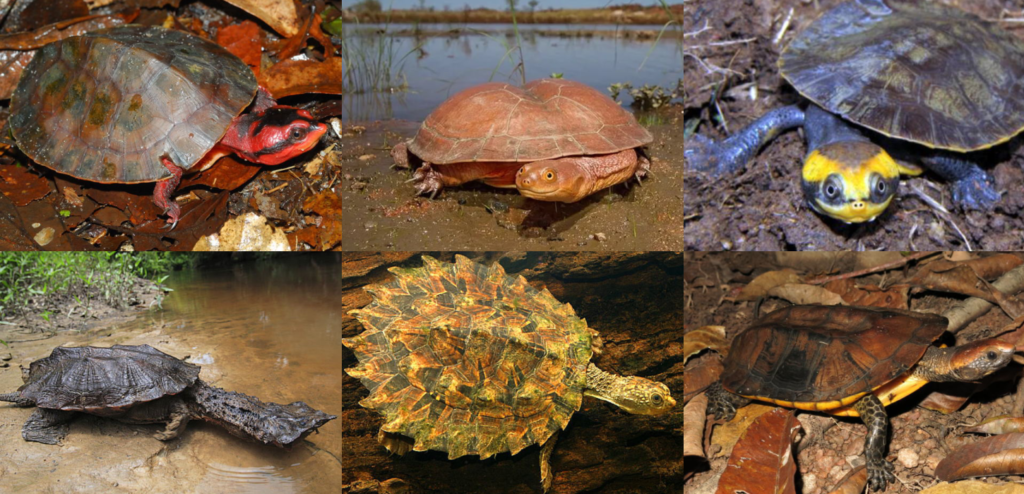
[0,344,336,446]
[686,0,1024,223]
[707,305,1015,491]
[343,255,675,492]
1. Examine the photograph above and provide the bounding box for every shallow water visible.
[0,255,341,494]
[344,23,683,122]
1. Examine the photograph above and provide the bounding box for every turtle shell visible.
[9,25,257,184]
[779,0,1024,152]
[343,255,594,460]
[721,305,947,405]
[14,344,200,413]
[408,78,653,165]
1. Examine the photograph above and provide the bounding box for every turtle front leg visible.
[154,400,192,441]
[852,394,895,491]
[539,431,559,493]
[685,105,805,175]
[412,162,519,198]
[705,381,749,422]
[155,157,185,227]
[22,408,75,445]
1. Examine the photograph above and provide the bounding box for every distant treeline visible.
[343,2,682,25]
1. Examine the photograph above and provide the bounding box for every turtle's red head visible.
[222,106,327,165]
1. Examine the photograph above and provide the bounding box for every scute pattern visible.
[15,344,200,412]
[780,0,1024,152]
[9,25,257,183]
[407,79,653,164]
[722,305,947,404]
[344,255,593,460]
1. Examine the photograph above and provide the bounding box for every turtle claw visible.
[866,458,896,492]
[950,169,1001,210]
[412,164,444,199]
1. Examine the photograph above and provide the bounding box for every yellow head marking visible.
[801,142,911,223]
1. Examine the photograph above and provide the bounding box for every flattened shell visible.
[722,305,947,404]
[9,25,257,183]
[344,255,594,460]
[16,344,200,412]
[780,0,1024,152]
[409,79,653,164]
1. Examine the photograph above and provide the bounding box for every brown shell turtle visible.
[343,255,675,492]
[706,305,1015,491]
[0,344,336,446]
[8,25,327,226]
[391,78,653,202]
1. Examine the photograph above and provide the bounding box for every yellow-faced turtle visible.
[343,255,675,492]
[0,345,336,446]
[391,79,653,202]
[706,305,1015,490]
[686,0,1024,223]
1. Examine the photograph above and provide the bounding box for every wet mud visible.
[683,0,1024,250]
[341,118,683,251]
[342,252,684,493]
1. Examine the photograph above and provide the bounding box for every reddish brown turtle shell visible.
[722,305,947,403]
[12,344,200,412]
[9,25,257,183]
[343,255,594,460]
[408,78,653,164]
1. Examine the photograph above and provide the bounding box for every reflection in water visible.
[157,255,341,494]
[343,23,682,122]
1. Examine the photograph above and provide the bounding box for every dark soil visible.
[342,252,684,494]
[683,0,1024,250]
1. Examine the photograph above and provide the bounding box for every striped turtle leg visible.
[852,394,895,491]
[706,381,749,421]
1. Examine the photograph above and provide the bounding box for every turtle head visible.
[584,364,675,415]
[801,141,921,223]
[223,106,327,166]
[516,158,588,203]
[945,338,1016,381]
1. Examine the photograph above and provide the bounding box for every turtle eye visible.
[825,183,838,198]
[545,171,555,181]
[652,394,663,405]
[290,127,308,140]
[876,178,886,193]
[987,350,998,360]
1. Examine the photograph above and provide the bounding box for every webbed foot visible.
[705,381,744,421]
[22,408,74,445]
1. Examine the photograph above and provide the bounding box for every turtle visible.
[8,25,328,227]
[0,344,336,446]
[342,255,675,492]
[705,305,1015,491]
[390,78,653,202]
[685,0,1024,223]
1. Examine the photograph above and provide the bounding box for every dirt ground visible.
[683,0,1024,250]
[342,252,684,493]
[682,252,1024,493]
[341,115,684,251]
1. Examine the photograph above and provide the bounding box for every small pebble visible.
[897,448,919,468]
[364,221,377,229]
[1,353,11,361]
[592,232,607,242]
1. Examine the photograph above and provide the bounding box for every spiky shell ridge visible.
[343,255,593,460]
